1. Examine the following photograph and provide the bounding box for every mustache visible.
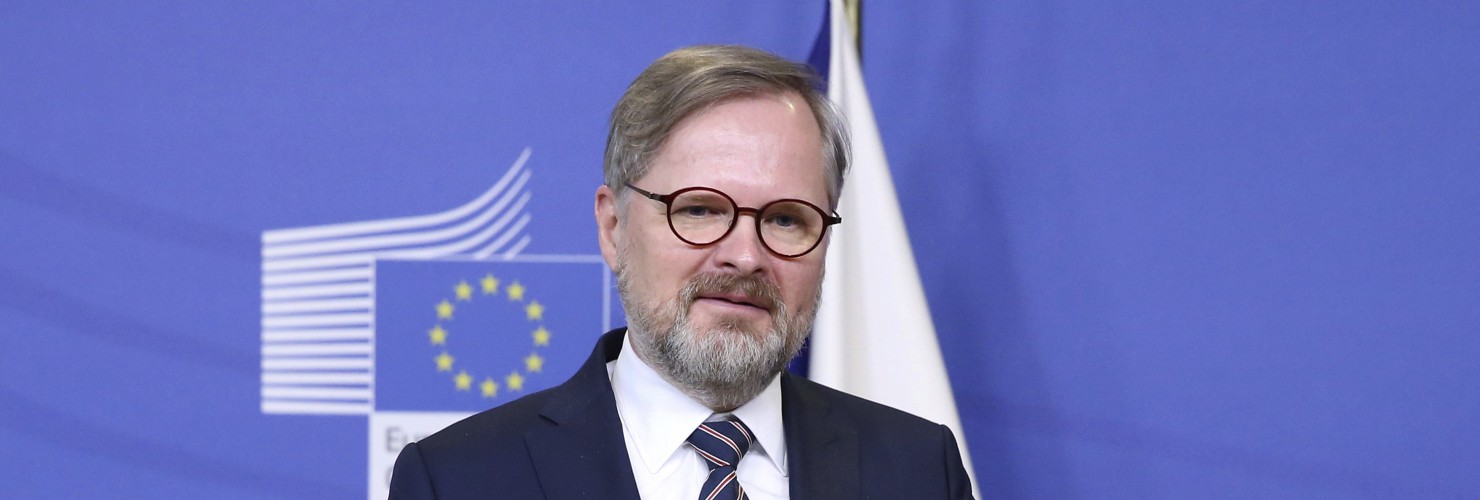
[679,273,783,313]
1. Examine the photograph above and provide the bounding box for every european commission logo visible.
[256,149,615,499]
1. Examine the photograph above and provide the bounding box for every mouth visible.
[696,293,771,312]
[681,273,783,322]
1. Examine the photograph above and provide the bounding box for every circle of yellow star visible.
[431,273,549,401]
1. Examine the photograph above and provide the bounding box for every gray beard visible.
[617,268,819,411]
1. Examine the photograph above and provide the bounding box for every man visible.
[389,45,973,500]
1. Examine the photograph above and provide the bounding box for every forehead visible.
[639,92,827,204]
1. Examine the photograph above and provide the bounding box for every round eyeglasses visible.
[625,183,842,258]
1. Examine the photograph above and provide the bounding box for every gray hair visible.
[603,45,850,208]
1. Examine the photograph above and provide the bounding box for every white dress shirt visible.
[607,332,790,499]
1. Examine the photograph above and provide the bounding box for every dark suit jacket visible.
[390,328,974,499]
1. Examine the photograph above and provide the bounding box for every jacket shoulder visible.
[787,374,947,435]
[388,388,562,499]
[783,375,975,498]
[413,385,560,457]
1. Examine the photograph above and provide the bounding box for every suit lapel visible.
[782,374,861,500]
[524,329,642,500]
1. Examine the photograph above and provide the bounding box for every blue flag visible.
[374,258,611,412]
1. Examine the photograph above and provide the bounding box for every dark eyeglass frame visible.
[625,183,842,258]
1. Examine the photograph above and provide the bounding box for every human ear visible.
[594,185,622,272]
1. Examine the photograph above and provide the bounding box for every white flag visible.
[810,0,979,493]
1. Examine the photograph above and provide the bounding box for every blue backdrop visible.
[2,2,1477,498]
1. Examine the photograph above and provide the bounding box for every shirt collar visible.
[727,366,787,476]
[609,329,789,476]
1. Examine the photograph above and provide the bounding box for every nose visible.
[711,213,767,276]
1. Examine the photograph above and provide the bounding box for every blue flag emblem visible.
[374,258,611,412]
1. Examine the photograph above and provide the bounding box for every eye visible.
[671,199,731,220]
[762,206,813,231]
[681,205,715,217]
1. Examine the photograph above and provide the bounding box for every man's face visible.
[595,91,830,409]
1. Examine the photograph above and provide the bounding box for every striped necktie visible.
[685,417,755,500]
